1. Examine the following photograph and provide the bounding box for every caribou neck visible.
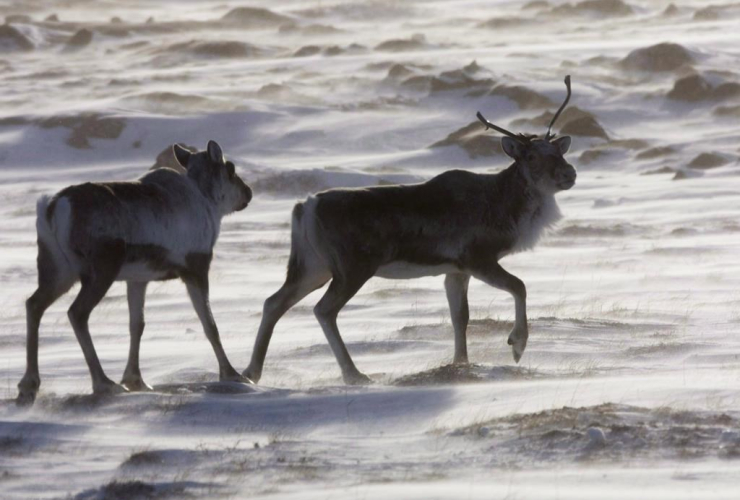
[492,162,561,249]
[497,162,546,211]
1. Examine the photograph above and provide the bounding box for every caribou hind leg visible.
[471,261,528,363]
[245,202,332,383]
[17,241,76,406]
[68,240,128,395]
[243,263,330,383]
[314,266,375,385]
[121,281,152,391]
[445,273,471,365]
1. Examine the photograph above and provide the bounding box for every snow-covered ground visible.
[1,0,739,498]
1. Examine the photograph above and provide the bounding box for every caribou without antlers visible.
[17,141,253,405]
[243,76,577,385]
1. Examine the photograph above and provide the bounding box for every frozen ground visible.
[1,0,739,498]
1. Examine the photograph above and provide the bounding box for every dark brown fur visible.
[17,141,251,405]
[311,167,533,276]
[245,136,575,385]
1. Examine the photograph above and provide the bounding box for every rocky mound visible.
[65,28,94,49]
[0,24,34,52]
[693,4,740,21]
[560,116,609,139]
[392,61,495,95]
[172,40,264,59]
[511,106,607,138]
[278,22,344,35]
[473,84,554,109]
[667,74,740,101]
[550,0,634,16]
[293,43,365,58]
[38,113,127,149]
[713,104,740,117]
[375,34,428,52]
[620,42,695,72]
[636,146,676,160]
[430,121,505,159]
[687,152,730,170]
[221,7,292,28]
[478,16,532,29]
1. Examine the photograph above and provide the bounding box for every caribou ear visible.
[552,136,571,155]
[207,140,224,164]
[173,144,192,168]
[502,137,525,160]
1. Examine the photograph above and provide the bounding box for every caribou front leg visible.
[182,254,251,384]
[471,262,528,363]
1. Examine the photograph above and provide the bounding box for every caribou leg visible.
[121,281,151,391]
[445,273,471,365]
[17,241,75,406]
[471,262,528,363]
[314,269,375,385]
[68,241,128,395]
[181,254,249,384]
[244,266,330,383]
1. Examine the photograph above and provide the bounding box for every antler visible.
[545,75,571,141]
[475,112,530,145]
[477,75,572,143]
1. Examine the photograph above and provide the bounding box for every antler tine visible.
[476,112,528,144]
[545,75,571,140]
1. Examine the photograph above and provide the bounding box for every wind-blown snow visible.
[1,0,739,498]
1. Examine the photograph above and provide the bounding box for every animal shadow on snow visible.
[19,381,258,414]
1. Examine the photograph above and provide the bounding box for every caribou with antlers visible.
[244,77,577,385]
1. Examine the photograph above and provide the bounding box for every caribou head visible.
[477,75,576,194]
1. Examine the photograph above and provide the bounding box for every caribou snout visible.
[237,184,252,211]
[558,164,577,190]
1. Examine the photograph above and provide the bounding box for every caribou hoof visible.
[508,332,528,364]
[343,371,373,386]
[221,370,254,385]
[452,356,470,366]
[16,390,37,407]
[241,365,262,384]
[16,374,40,407]
[121,377,154,392]
[93,380,129,396]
